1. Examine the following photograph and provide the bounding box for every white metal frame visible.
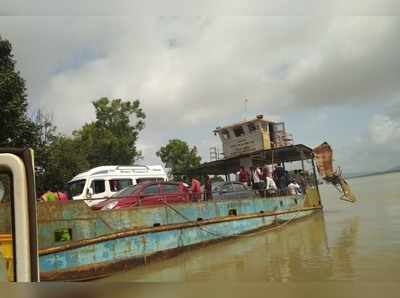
[0,153,31,282]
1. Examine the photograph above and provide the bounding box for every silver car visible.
[211,181,254,200]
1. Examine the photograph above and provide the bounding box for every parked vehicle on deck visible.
[92,181,190,210]
[67,165,167,207]
[211,181,254,200]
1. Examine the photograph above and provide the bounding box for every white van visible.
[67,165,167,206]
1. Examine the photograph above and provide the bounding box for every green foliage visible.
[156,139,202,180]
[35,98,146,192]
[42,135,90,190]
[34,111,58,192]
[33,111,87,192]
[0,35,39,147]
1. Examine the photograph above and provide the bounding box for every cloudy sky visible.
[1,10,400,173]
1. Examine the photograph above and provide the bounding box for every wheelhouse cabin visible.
[214,114,293,159]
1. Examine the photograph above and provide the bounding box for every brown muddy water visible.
[105,173,400,283]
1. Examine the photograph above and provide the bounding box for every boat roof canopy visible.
[213,115,275,133]
[185,144,314,176]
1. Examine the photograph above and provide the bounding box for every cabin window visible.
[261,122,269,132]
[273,122,285,133]
[233,126,245,137]
[221,129,230,140]
[109,179,132,192]
[91,180,105,194]
[247,122,257,133]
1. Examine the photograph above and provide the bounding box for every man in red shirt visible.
[238,166,250,186]
[190,177,201,202]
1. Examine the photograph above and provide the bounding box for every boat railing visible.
[37,185,315,206]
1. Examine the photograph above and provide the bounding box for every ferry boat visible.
[0,115,355,281]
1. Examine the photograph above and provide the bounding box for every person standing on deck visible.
[273,165,289,194]
[204,175,213,201]
[261,167,268,182]
[288,179,301,195]
[238,166,250,186]
[178,181,189,192]
[265,175,278,195]
[265,164,273,179]
[190,177,202,202]
[41,188,59,202]
[57,190,69,202]
[251,167,262,191]
[258,167,266,196]
[295,171,307,194]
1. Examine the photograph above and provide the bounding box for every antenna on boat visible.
[243,98,248,121]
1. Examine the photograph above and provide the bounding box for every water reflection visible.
[107,212,360,282]
[260,213,334,282]
[328,217,359,280]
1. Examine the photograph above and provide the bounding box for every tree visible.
[33,98,146,192]
[33,110,59,192]
[0,35,39,147]
[35,110,57,145]
[42,136,90,190]
[74,97,146,167]
[156,139,202,180]
[31,110,87,192]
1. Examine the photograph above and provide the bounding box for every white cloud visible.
[368,114,400,145]
[2,0,400,16]
[336,111,400,173]
[288,17,400,107]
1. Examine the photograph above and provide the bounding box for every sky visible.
[1,9,400,173]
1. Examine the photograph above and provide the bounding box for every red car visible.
[92,181,190,210]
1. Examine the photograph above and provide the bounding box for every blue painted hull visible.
[38,193,322,281]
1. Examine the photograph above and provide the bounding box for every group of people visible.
[186,164,308,202]
[181,175,213,202]
[38,188,69,202]
[237,165,306,196]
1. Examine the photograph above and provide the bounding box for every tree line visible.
[1,35,201,193]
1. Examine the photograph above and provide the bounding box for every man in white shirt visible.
[287,179,301,195]
[265,176,277,195]
[251,167,262,189]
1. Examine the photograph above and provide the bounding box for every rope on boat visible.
[233,210,301,238]
[161,200,226,238]
[160,200,302,239]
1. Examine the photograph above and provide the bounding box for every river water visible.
[105,173,400,283]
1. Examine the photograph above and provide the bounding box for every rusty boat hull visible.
[36,188,322,281]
